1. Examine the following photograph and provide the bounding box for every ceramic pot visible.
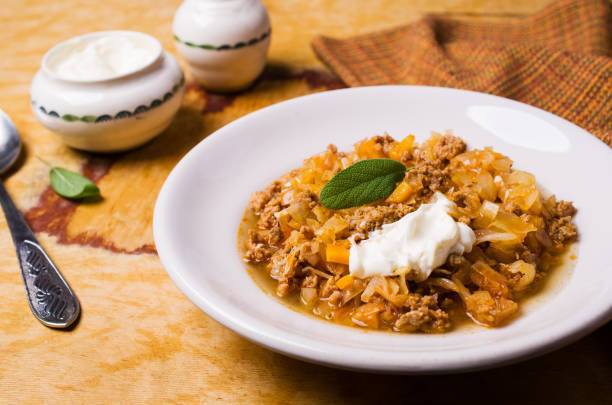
[31,31,185,153]
[173,0,270,92]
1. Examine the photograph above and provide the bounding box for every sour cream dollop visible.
[349,192,475,281]
[48,33,160,81]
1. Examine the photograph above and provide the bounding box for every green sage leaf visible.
[50,167,100,200]
[320,159,407,209]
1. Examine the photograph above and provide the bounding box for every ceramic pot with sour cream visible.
[30,31,185,152]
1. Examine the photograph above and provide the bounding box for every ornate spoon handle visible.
[0,180,79,328]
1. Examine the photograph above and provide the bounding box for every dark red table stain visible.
[25,157,157,254]
[259,65,346,90]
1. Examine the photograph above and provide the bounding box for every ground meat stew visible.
[239,133,577,333]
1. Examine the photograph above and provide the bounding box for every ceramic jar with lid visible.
[30,31,185,152]
[173,0,271,92]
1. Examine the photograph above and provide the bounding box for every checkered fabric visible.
[313,0,611,146]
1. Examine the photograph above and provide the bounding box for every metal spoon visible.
[0,109,79,328]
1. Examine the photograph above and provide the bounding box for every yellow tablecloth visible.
[0,0,609,403]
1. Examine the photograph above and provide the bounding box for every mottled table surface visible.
[0,0,609,403]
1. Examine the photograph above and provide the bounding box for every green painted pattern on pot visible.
[33,76,185,124]
[174,28,270,51]
[61,114,79,122]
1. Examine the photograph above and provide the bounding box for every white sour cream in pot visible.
[49,33,159,81]
[349,192,475,281]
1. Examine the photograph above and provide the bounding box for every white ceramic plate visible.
[154,86,612,373]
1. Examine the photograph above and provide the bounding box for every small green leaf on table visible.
[50,167,100,200]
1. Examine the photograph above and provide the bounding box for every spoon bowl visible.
[0,110,21,174]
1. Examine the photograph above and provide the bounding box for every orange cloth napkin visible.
[312,0,611,147]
